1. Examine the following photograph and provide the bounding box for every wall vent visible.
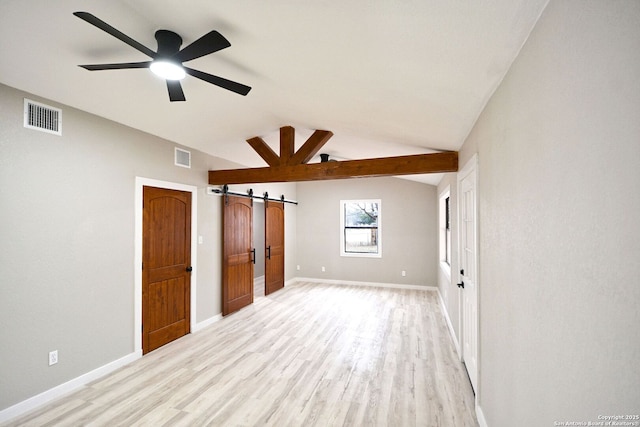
[175,147,191,168]
[24,99,62,136]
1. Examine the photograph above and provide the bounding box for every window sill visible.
[340,252,382,259]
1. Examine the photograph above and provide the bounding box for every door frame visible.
[457,154,479,394]
[134,177,198,355]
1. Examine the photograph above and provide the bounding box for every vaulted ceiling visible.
[0,0,549,185]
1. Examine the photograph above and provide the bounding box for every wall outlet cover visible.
[48,350,58,366]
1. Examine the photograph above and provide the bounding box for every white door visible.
[459,156,478,393]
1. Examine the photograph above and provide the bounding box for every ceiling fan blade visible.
[174,31,231,63]
[79,61,152,71]
[183,66,251,96]
[167,80,186,102]
[74,12,156,58]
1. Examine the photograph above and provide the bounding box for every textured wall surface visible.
[460,0,640,424]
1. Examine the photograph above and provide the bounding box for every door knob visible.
[186,266,193,272]
[266,245,271,260]
[457,281,465,289]
[251,248,256,264]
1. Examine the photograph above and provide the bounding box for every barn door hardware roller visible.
[210,186,298,205]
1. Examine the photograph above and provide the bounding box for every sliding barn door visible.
[222,195,254,316]
[142,186,191,354]
[265,200,285,295]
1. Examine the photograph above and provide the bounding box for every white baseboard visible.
[0,350,141,424]
[254,275,265,287]
[284,277,297,287]
[476,404,488,427]
[192,313,223,333]
[294,277,437,291]
[437,288,461,358]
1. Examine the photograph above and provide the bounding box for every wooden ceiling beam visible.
[247,136,280,167]
[279,126,295,165]
[209,151,458,185]
[289,130,334,165]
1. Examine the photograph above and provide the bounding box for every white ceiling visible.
[0,0,548,185]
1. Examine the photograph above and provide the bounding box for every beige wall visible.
[453,0,640,423]
[0,83,296,411]
[296,177,437,286]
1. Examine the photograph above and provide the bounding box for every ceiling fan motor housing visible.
[155,30,183,57]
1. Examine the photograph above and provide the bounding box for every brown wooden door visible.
[142,186,191,354]
[265,200,285,295]
[222,195,254,315]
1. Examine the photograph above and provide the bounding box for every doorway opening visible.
[253,200,266,298]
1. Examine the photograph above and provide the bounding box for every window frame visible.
[445,196,451,265]
[339,199,382,258]
[439,187,452,275]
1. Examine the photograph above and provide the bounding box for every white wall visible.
[296,177,437,286]
[0,84,297,413]
[456,0,640,423]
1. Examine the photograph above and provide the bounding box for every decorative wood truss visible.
[208,126,458,185]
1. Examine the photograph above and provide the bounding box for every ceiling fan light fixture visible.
[150,60,185,80]
[73,12,252,99]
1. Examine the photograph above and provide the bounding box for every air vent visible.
[24,99,62,136]
[175,147,191,168]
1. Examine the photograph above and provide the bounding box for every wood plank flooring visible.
[5,282,478,427]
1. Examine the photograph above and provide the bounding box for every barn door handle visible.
[266,245,271,260]
[186,266,193,273]
[457,281,465,289]
[251,248,256,264]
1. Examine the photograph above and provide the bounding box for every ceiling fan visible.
[73,11,251,102]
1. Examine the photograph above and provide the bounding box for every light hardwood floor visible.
[6,282,478,427]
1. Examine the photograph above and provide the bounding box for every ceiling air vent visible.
[175,147,191,168]
[24,99,62,136]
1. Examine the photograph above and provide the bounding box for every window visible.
[439,187,451,270]
[445,196,451,265]
[340,199,381,258]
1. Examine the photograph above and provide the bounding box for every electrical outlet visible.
[296,265,300,271]
[402,270,406,277]
[321,266,326,272]
[49,350,58,366]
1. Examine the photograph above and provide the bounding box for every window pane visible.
[345,228,378,253]
[445,197,450,230]
[445,196,451,264]
[344,202,378,227]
